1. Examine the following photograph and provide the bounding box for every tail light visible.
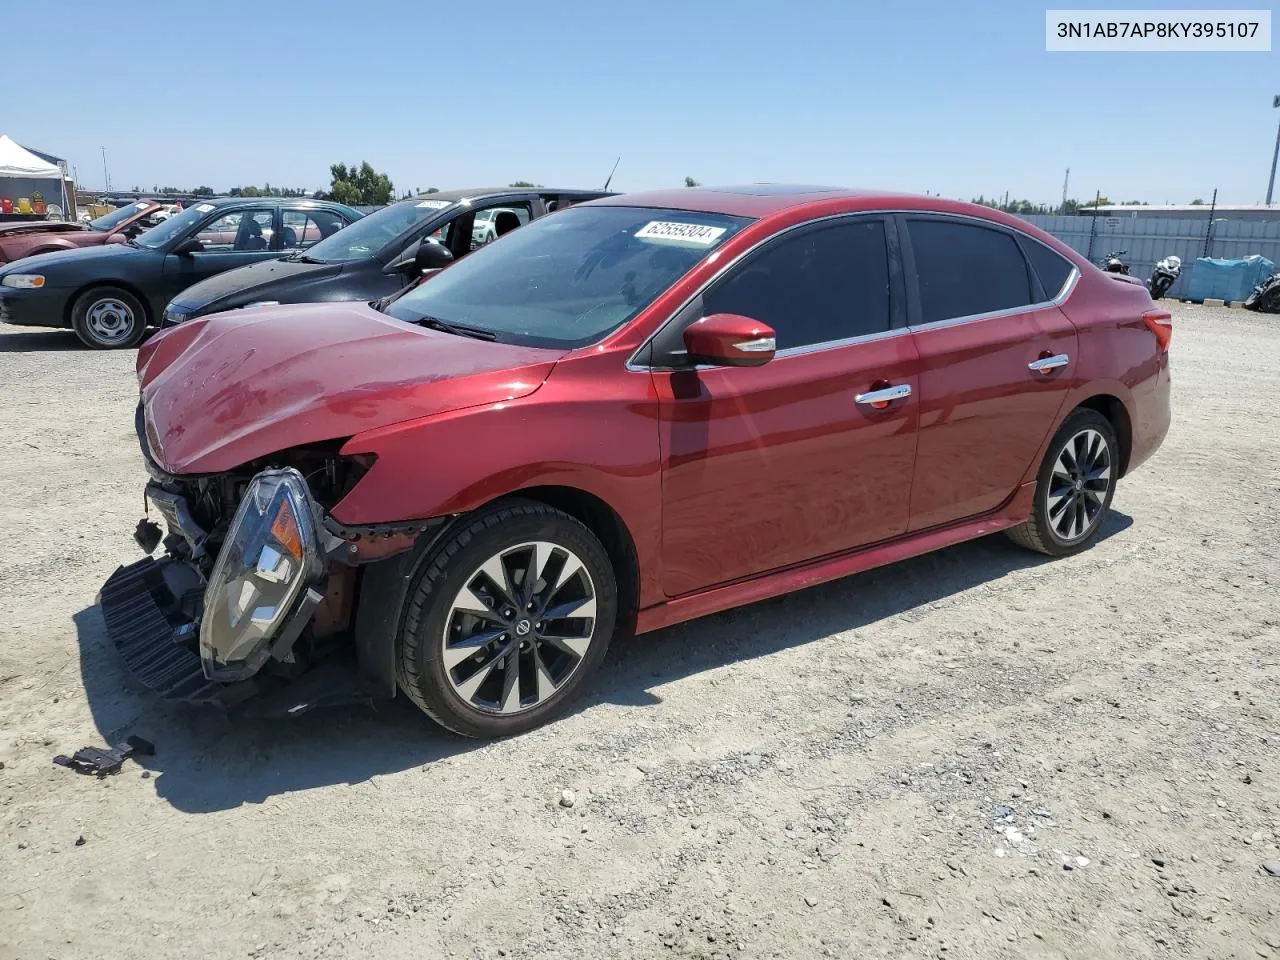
[1141,309,1172,351]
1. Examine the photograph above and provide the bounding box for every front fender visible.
[334,349,665,606]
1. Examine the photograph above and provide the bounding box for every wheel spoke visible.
[453,584,506,623]
[442,627,505,669]
[542,594,596,621]
[533,646,557,702]
[498,652,522,713]
[454,646,508,701]
[478,553,518,611]
[540,632,592,660]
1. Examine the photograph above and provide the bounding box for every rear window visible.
[1022,238,1075,300]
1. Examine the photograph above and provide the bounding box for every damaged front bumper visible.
[99,467,340,711]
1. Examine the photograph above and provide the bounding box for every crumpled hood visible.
[169,256,342,315]
[137,301,565,475]
[0,221,87,237]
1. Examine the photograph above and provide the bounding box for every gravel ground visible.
[1,303,1277,960]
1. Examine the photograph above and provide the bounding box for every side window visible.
[280,210,346,250]
[701,219,891,350]
[1021,238,1075,300]
[469,204,532,250]
[196,209,274,252]
[906,220,1033,324]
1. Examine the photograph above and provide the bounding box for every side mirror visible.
[173,237,204,256]
[683,313,776,367]
[413,238,454,274]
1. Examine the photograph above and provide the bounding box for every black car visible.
[161,188,612,328]
[0,197,361,348]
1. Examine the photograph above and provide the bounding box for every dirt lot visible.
[0,303,1277,960]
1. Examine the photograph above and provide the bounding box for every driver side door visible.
[653,216,920,597]
[159,205,280,303]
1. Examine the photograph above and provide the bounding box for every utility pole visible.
[1061,167,1070,213]
[100,146,109,192]
[1267,94,1280,205]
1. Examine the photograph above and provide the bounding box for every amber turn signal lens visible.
[270,500,303,560]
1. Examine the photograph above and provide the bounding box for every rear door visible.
[654,215,920,597]
[900,215,1079,531]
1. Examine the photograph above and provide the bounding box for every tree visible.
[684,176,700,188]
[509,180,541,188]
[325,162,394,205]
[1190,198,1205,205]
[1079,195,1112,208]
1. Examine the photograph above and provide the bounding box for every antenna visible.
[602,156,621,191]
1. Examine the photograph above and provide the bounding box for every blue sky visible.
[6,0,1277,204]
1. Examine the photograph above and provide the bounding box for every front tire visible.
[71,286,148,349]
[1006,408,1119,557]
[397,500,617,738]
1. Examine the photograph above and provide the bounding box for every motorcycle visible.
[1244,272,1280,313]
[1147,255,1182,300]
[1098,250,1130,274]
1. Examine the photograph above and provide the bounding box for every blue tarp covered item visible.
[1185,255,1276,303]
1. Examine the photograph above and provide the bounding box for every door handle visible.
[854,383,912,407]
[1028,353,1070,373]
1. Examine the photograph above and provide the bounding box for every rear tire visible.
[1006,408,1119,557]
[397,499,617,738]
[71,286,148,349]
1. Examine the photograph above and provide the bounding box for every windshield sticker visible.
[635,221,727,245]
[135,201,151,210]
[416,199,451,209]
[196,203,215,213]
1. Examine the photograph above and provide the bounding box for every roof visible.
[195,196,357,210]
[0,135,62,179]
[1089,203,1274,213]
[393,187,611,205]
[588,185,905,217]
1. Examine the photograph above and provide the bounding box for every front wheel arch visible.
[62,279,154,331]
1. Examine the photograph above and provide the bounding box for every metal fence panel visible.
[1020,214,1280,300]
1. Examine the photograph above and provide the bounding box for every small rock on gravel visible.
[1261,861,1280,877]
[559,789,576,809]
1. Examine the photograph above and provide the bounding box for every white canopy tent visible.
[0,134,70,219]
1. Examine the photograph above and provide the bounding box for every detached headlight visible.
[200,468,324,681]
[1,274,45,289]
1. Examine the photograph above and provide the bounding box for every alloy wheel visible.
[1046,427,1111,543]
[85,298,136,345]
[442,541,597,715]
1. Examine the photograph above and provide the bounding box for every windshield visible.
[302,198,454,263]
[133,204,214,249]
[89,201,153,232]
[384,206,751,348]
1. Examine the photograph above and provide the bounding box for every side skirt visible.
[634,481,1036,635]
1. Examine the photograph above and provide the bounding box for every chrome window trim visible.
[626,209,1079,372]
[905,265,1079,334]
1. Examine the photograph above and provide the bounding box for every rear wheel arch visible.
[1075,394,1132,477]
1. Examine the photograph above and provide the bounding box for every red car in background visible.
[0,200,173,266]
[101,185,1171,738]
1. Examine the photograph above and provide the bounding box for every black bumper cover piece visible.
[99,557,248,707]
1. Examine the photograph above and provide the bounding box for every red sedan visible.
[104,185,1171,737]
[0,200,172,266]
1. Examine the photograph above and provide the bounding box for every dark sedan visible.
[161,188,611,327]
[0,197,361,348]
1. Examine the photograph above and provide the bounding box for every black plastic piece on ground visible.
[53,735,156,777]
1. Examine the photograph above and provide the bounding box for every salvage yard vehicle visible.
[101,185,1171,738]
[0,198,360,348]
[160,188,609,327]
[0,199,172,267]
